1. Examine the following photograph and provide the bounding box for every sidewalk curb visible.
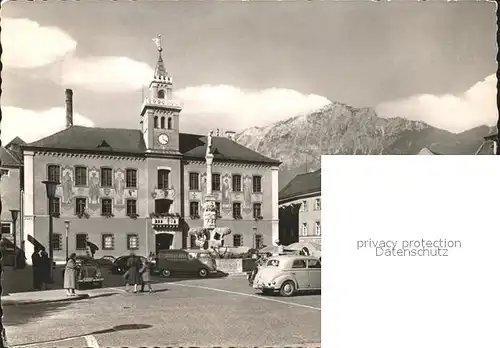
[1,293,90,306]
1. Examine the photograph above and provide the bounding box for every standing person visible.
[273,240,284,256]
[139,258,153,294]
[64,253,78,296]
[39,250,51,290]
[31,249,41,290]
[248,254,261,286]
[126,253,141,294]
[15,248,26,269]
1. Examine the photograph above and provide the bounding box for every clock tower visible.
[141,35,182,154]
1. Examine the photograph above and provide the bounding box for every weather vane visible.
[152,34,162,52]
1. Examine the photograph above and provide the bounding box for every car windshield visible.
[197,253,211,259]
[266,259,280,267]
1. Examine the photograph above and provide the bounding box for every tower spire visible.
[152,34,167,80]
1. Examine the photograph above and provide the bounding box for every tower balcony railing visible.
[142,97,182,110]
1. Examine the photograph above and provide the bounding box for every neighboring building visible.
[21,45,280,263]
[278,169,321,246]
[418,148,440,155]
[418,142,495,155]
[0,137,25,248]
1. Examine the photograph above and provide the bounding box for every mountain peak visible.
[235,102,493,188]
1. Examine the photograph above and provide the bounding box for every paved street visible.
[4,277,321,347]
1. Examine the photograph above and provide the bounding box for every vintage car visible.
[252,255,321,297]
[157,249,217,278]
[110,255,150,275]
[96,255,116,268]
[72,256,104,289]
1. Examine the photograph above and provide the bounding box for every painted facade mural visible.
[187,171,265,217]
[221,173,232,213]
[151,187,176,200]
[114,169,125,206]
[61,166,74,205]
[53,165,141,215]
[242,175,252,213]
[252,193,263,202]
[88,167,100,210]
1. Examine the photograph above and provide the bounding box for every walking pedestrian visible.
[140,258,153,293]
[64,253,78,296]
[125,253,142,294]
[31,249,42,290]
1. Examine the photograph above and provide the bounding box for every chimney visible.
[225,131,236,140]
[65,89,73,128]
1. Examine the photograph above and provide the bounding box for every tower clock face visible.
[158,134,169,145]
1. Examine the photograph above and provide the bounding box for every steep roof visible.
[180,133,279,164]
[26,126,146,154]
[5,137,26,148]
[279,169,321,202]
[0,146,21,167]
[24,126,280,165]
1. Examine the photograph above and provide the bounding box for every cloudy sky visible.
[2,1,497,144]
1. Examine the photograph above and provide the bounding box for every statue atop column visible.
[206,130,213,157]
[188,129,231,254]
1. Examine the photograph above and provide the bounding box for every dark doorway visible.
[279,203,301,245]
[156,233,173,253]
[155,199,172,214]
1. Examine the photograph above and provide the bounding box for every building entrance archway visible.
[155,233,173,253]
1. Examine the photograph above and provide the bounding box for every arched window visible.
[157,90,165,99]
[167,117,172,130]
[154,116,158,128]
[160,117,165,129]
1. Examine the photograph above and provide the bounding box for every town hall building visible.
[21,42,280,262]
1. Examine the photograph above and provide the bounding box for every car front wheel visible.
[198,268,208,278]
[161,269,171,277]
[279,281,295,297]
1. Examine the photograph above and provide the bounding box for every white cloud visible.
[61,56,154,93]
[173,85,331,131]
[375,74,498,133]
[1,107,95,145]
[2,18,77,69]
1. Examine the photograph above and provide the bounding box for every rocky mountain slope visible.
[234,102,495,189]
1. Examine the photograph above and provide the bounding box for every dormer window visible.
[97,140,111,149]
[157,90,165,99]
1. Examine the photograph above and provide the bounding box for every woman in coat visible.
[64,253,78,296]
[126,253,142,294]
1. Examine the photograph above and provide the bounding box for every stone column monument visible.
[193,131,231,251]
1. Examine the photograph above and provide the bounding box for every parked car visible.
[63,256,104,289]
[156,249,217,278]
[96,255,115,268]
[110,255,149,275]
[252,255,321,297]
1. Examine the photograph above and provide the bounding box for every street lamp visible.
[42,180,59,281]
[10,209,20,269]
[253,227,257,249]
[64,220,70,261]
